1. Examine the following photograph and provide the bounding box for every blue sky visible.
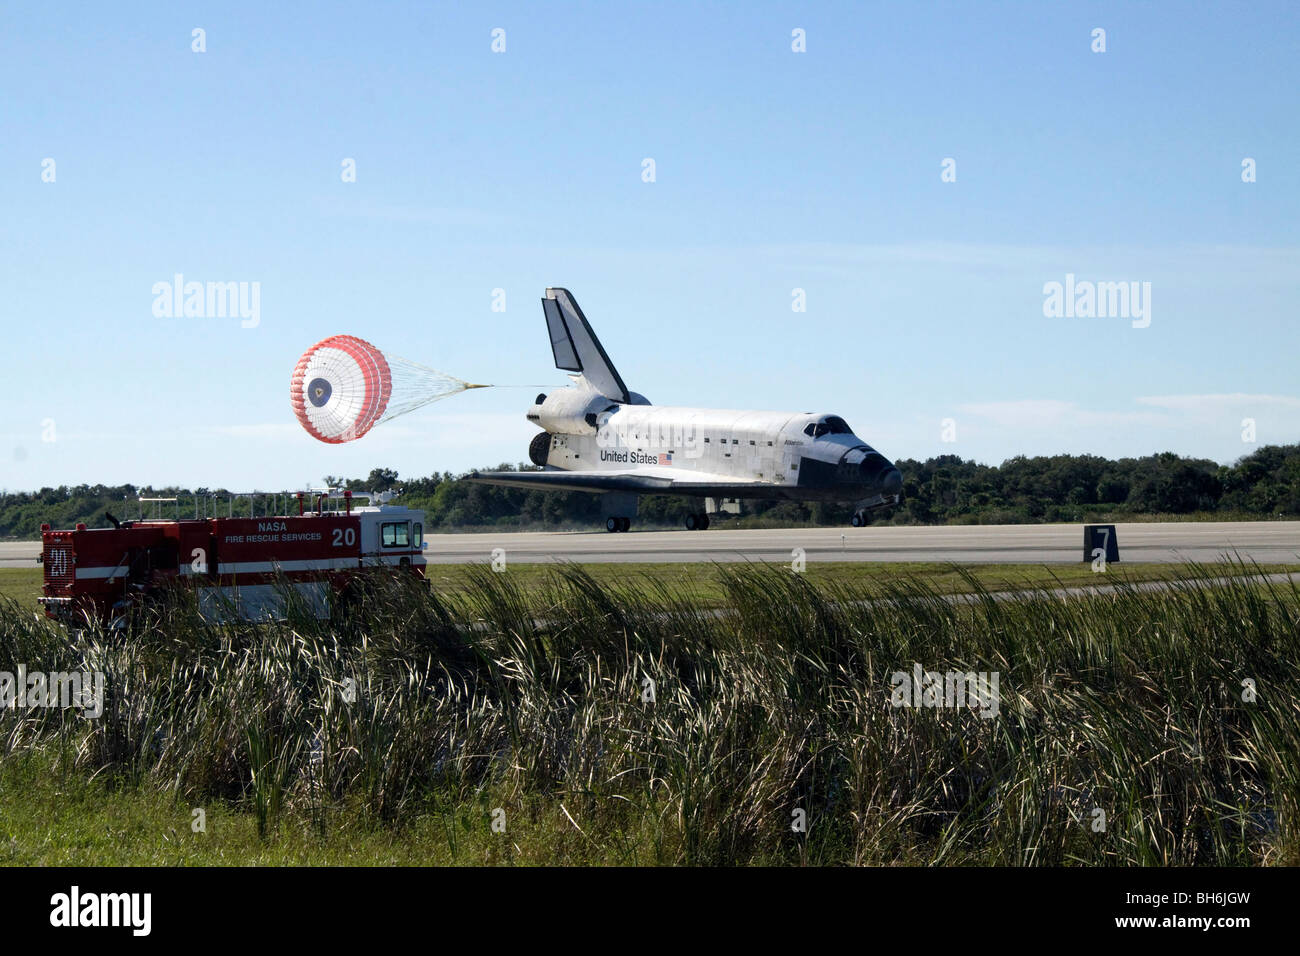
[1,1,1297,491]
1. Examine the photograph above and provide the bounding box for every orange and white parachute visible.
[291,335,485,443]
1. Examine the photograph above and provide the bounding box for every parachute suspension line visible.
[376,354,492,425]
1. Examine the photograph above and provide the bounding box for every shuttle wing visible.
[466,467,779,499]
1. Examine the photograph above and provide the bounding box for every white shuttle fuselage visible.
[468,288,902,530]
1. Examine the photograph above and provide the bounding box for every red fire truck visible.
[39,491,427,626]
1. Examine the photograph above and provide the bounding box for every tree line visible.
[1,444,1297,538]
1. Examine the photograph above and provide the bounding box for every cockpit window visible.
[804,416,853,439]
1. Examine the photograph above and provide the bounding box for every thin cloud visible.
[207,413,529,446]
[314,196,509,228]
[949,394,1300,462]
[1137,393,1300,411]
[208,424,302,440]
[956,400,1164,430]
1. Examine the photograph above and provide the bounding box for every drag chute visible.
[291,335,392,443]
[291,335,488,443]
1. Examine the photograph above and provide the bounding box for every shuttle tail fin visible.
[542,288,631,404]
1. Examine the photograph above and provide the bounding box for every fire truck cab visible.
[39,490,427,626]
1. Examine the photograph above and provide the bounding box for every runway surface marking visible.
[2,521,1296,567]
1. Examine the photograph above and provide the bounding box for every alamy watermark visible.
[1042,273,1150,328]
[152,274,260,328]
[595,412,702,460]
[50,886,150,936]
[890,663,1000,719]
[1,665,104,718]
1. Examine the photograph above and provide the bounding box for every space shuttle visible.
[467,288,903,531]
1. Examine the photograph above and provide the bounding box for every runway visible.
[3,521,1296,567]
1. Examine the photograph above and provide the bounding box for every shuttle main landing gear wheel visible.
[850,511,866,527]
[606,516,631,533]
[684,513,711,531]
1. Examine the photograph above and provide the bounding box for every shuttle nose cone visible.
[881,467,903,496]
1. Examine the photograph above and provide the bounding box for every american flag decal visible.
[658,453,673,465]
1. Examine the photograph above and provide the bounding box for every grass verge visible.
[1,559,1297,865]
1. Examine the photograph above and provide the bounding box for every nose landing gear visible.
[684,513,711,531]
[605,516,631,532]
[849,490,901,526]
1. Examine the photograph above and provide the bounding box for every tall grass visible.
[1,561,1297,865]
